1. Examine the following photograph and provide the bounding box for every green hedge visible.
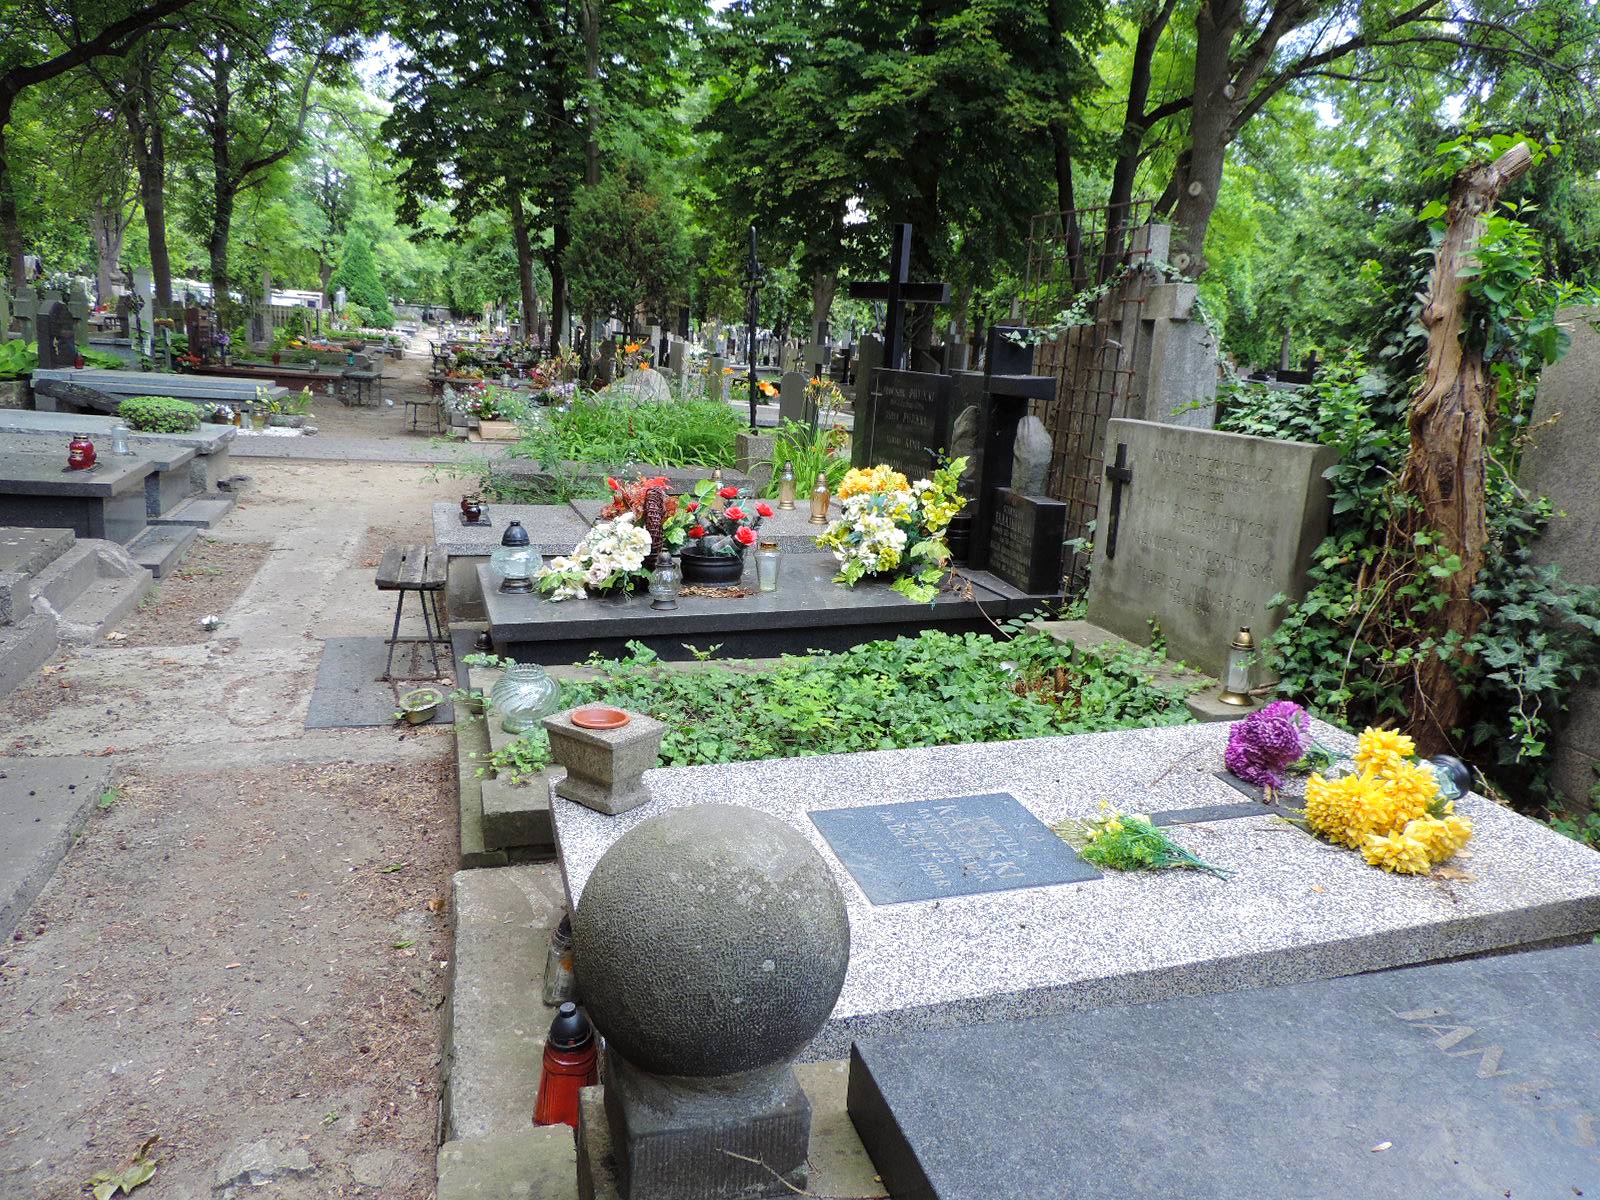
[118,396,203,433]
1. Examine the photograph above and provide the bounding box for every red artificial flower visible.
[686,500,699,512]
[755,502,774,518]
[735,526,757,546]
[646,476,668,489]
[689,524,706,538]
[606,477,621,491]
[718,486,739,500]
[724,506,746,521]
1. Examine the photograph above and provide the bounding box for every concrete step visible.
[28,541,151,644]
[437,1129,576,1200]
[457,716,507,870]
[1,756,115,938]
[0,612,59,699]
[442,865,567,1144]
[150,492,237,529]
[126,523,198,578]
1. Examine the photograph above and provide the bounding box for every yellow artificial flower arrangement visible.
[837,464,910,500]
[1303,727,1472,875]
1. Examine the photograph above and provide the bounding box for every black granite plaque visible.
[857,369,954,480]
[808,793,1099,905]
[985,488,1066,595]
[848,942,1600,1199]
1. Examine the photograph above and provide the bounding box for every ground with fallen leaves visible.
[0,455,470,1199]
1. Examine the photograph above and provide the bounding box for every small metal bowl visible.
[398,687,445,725]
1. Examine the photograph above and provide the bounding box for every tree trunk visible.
[0,122,23,290]
[507,190,537,340]
[1105,0,1177,275]
[1400,141,1533,754]
[546,217,569,349]
[91,200,125,305]
[1167,1,1243,275]
[809,269,835,343]
[206,46,234,308]
[128,53,173,308]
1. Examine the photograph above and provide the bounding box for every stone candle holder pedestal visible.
[543,706,665,816]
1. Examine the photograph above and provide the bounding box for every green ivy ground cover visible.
[484,627,1198,782]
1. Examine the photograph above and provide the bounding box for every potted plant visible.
[678,479,773,585]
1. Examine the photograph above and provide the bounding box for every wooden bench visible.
[376,544,450,680]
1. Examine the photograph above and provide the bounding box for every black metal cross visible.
[847,223,951,372]
[1103,443,1134,559]
[743,224,764,431]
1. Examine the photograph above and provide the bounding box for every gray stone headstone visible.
[1085,418,1337,677]
[0,286,12,341]
[1520,305,1600,803]
[603,366,672,404]
[12,285,40,345]
[668,338,687,382]
[777,371,809,426]
[851,335,883,404]
[37,301,77,369]
[848,942,1600,1200]
[1012,414,1051,496]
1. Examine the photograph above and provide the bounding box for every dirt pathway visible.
[0,460,466,1199]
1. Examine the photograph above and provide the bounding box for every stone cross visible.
[1102,443,1134,559]
[847,223,952,372]
[742,223,764,430]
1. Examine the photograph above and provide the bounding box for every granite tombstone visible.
[1085,418,1336,678]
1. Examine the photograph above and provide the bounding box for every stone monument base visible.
[577,1056,811,1200]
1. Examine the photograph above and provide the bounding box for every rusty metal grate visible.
[1021,201,1156,594]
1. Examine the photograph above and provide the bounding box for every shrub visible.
[118,396,203,433]
[510,393,742,468]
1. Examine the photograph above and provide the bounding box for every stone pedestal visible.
[544,707,665,815]
[570,805,851,1200]
[734,432,775,494]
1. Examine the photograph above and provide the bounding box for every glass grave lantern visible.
[1217,627,1256,706]
[491,519,538,593]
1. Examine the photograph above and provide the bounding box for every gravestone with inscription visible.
[777,370,809,427]
[851,369,956,478]
[808,793,1098,905]
[1085,418,1336,678]
[985,488,1068,596]
[36,301,77,369]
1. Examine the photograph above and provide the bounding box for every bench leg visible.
[384,590,405,680]
[418,588,442,677]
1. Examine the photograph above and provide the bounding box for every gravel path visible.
[0,460,467,1199]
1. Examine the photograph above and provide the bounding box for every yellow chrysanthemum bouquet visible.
[1302,727,1473,875]
[816,457,967,603]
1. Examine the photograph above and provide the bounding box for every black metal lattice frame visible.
[1021,201,1156,592]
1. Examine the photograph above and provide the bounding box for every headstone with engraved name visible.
[851,369,955,479]
[1085,418,1337,677]
[985,489,1068,595]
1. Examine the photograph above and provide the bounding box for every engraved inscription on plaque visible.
[808,792,1099,905]
[986,488,1067,595]
[864,370,953,482]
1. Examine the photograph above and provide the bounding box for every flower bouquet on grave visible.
[533,513,654,601]
[1298,726,1473,876]
[677,479,774,585]
[1055,803,1233,879]
[815,458,967,603]
[1223,700,1339,799]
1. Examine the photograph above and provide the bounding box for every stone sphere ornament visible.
[573,804,850,1078]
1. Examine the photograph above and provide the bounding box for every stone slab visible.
[0,449,153,498]
[847,942,1600,1199]
[482,559,1048,665]
[442,865,566,1142]
[1086,419,1337,677]
[0,756,115,938]
[0,525,74,579]
[437,1129,576,1200]
[0,408,236,455]
[305,636,455,729]
[553,720,1600,1058]
[809,792,1100,905]
[31,367,287,404]
[456,717,509,870]
[433,501,592,559]
[480,773,554,854]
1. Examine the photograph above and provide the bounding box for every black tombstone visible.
[36,301,77,369]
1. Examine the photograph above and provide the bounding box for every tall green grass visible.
[511,394,742,468]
